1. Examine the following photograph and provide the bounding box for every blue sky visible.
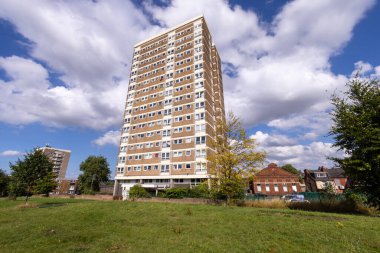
[0,0,379,178]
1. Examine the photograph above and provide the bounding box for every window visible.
[161,152,170,160]
[174,127,183,133]
[196,149,206,158]
[144,153,152,159]
[195,91,204,98]
[195,113,205,120]
[256,184,262,192]
[186,126,191,131]
[195,102,205,109]
[173,139,183,145]
[292,183,297,192]
[173,151,183,157]
[186,163,191,169]
[174,117,183,122]
[195,124,205,132]
[185,138,192,143]
[274,184,279,192]
[186,115,191,120]
[283,183,288,192]
[161,164,169,172]
[173,164,183,170]
[162,141,171,148]
[144,165,152,171]
[196,162,207,171]
[265,184,270,191]
[185,150,191,156]
[196,136,206,144]
[119,156,126,164]
[162,130,171,136]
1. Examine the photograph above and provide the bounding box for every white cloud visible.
[353,61,373,75]
[251,131,296,146]
[93,130,120,146]
[0,0,377,169]
[0,0,375,132]
[146,0,374,132]
[251,131,344,169]
[0,150,23,156]
[0,0,164,129]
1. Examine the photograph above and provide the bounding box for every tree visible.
[9,148,55,202]
[281,164,299,174]
[0,169,10,197]
[34,172,58,197]
[330,76,380,208]
[78,156,110,194]
[209,112,266,201]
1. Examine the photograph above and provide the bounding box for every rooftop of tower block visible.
[134,15,204,48]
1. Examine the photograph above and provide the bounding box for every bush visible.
[129,184,150,199]
[162,188,189,199]
[188,184,210,198]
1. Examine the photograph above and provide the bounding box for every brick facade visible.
[253,163,301,195]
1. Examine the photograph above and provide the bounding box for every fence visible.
[246,192,345,202]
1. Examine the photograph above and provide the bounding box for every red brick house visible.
[252,163,302,195]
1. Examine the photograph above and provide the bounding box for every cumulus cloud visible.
[351,60,380,78]
[93,130,120,146]
[146,0,375,128]
[0,0,375,131]
[0,0,377,169]
[0,150,23,156]
[251,132,344,169]
[0,0,164,129]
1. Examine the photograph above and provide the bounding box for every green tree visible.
[78,156,110,194]
[9,148,55,202]
[0,169,10,197]
[34,172,58,197]
[330,76,380,208]
[209,112,266,201]
[281,164,299,174]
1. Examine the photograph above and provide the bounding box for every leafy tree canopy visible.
[78,155,110,194]
[9,148,55,201]
[0,169,10,197]
[330,76,380,208]
[281,164,299,174]
[209,112,266,200]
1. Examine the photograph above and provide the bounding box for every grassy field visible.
[0,197,379,253]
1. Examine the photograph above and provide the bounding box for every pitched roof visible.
[256,163,299,178]
[328,167,346,178]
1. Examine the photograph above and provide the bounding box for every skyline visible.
[0,0,379,179]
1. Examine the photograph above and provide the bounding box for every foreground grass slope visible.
[0,198,379,253]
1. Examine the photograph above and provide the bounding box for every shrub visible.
[129,184,150,199]
[163,188,189,199]
[188,184,210,198]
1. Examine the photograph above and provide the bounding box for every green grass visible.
[0,197,379,253]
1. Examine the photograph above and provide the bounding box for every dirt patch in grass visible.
[38,203,66,208]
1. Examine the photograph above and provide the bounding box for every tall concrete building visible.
[114,16,225,198]
[40,146,71,179]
